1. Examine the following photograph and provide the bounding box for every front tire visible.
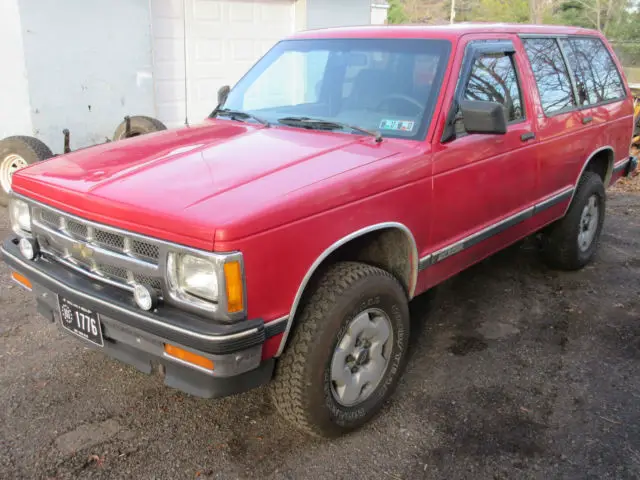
[541,171,605,270]
[271,262,410,437]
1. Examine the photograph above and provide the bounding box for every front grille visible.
[32,206,164,293]
[41,209,60,228]
[132,240,159,260]
[66,219,88,239]
[94,229,125,251]
[98,263,129,282]
[133,274,163,290]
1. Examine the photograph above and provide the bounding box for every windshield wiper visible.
[277,116,383,143]
[212,108,270,127]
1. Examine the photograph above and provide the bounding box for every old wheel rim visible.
[578,194,600,252]
[330,308,393,407]
[0,154,28,194]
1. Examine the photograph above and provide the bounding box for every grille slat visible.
[72,255,94,270]
[33,206,163,293]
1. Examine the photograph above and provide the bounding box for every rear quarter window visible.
[523,38,577,115]
[560,37,625,106]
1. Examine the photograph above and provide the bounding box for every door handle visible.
[582,116,593,124]
[520,132,535,142]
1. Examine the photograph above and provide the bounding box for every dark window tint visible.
[463,54,524,122]
[523,38,576,114]
[561,37,625,105]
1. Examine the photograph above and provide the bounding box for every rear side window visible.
[523,38,576,115]
[560,37,625,105]
[463,54,524,122]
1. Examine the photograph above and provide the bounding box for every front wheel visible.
[271,262,410,437]
[541,171,605,270]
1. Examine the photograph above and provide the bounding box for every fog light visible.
[133,284,158,311]
[19,237,38,260]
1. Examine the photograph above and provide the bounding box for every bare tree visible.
[530,0,559,24]
[401,0,450,23]
[569,0,625,32]
[530,0,539,23]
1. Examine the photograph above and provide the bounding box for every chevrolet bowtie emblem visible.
[72,243,94,259]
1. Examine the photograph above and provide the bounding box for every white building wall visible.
[3,0,374,153]
[305,0,371,29]
[151,0,297,128]
[17,0,156,152]
[0,0,32,139]
[371,5,389,25]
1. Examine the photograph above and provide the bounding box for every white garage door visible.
[151,0,296,128]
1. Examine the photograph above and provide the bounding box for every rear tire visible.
[271,261,410,438]
[541,171,605,270]
[112,116,167,140]
[0,136,53,206]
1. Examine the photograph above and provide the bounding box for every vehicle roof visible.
[289,23,602,41]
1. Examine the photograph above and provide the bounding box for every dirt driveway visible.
[1,190,639,480]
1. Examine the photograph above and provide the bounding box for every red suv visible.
[3,24,636,437]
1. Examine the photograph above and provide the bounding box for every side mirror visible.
[217,85,231,106]
[459,100,507,135]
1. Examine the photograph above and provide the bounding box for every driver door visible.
[425,35,538,274]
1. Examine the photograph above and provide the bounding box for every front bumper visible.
[1,236,282,399]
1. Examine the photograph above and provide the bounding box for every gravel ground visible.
[1,191,639,480]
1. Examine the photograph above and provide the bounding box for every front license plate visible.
[58,296,104,347]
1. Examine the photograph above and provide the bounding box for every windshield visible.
[222,38,451,140]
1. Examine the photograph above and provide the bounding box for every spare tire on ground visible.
[0,136,53,206]
[112,116,167,141]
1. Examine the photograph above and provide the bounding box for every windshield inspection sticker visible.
[379,119,415,132]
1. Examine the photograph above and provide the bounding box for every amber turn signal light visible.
[11,271,32,291]
[224,261,244,313]
[164,344,214,370]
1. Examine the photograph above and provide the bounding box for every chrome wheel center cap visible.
[354,347,369,365]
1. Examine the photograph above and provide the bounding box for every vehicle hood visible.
[13,120,407,249]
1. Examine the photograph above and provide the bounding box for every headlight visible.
[9,199,32,235]
[166,250,245,319]
[171,254,219,301]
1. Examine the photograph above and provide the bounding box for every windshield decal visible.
[379,119,416,132]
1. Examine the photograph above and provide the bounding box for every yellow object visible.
[164,344,214,370]
[224,261,244,313]
[11,271,32,291]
